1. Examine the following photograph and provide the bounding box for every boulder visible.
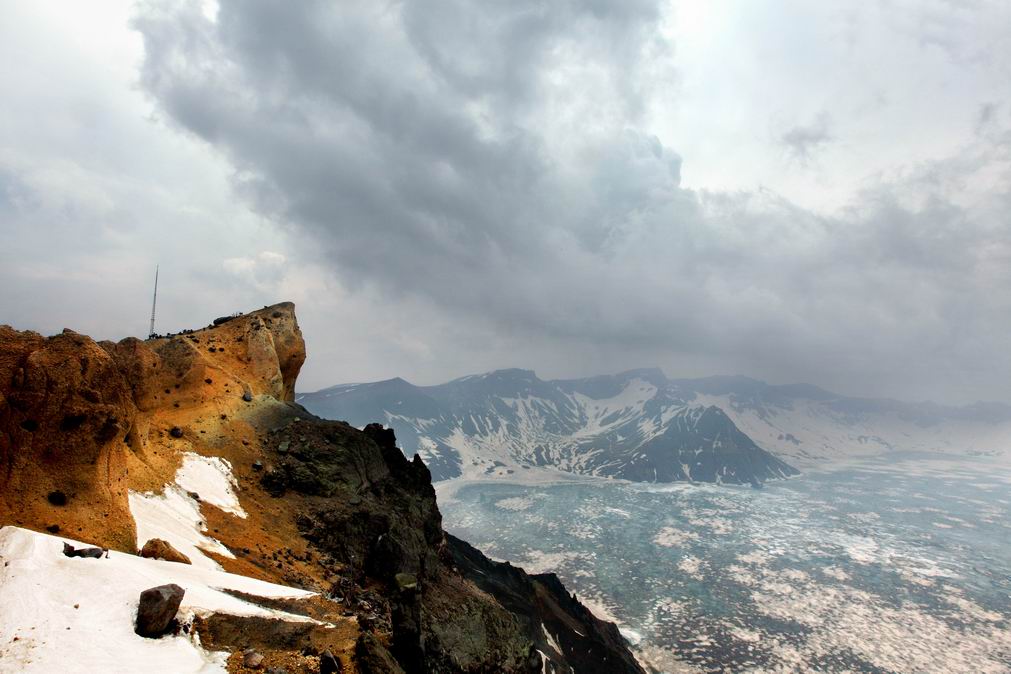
[139,538,192,565]
[135,583,185,637]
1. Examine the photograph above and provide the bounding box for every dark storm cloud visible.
[131,0,1011,402]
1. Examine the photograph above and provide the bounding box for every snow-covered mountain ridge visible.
[298,369,1011,484]
[296,369,786,484]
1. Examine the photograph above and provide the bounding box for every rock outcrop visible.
[0,303,643,673]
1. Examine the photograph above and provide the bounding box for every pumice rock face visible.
[0,302,306,551]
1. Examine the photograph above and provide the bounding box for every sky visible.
[1,0,1009,404]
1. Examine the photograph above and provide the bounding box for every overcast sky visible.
[1,1,1009,403]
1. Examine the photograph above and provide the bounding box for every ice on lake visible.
[440,453,1011,673]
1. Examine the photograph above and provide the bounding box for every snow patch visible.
[0,527,316,674]
[175,454,246,518]
[129,452,247,570]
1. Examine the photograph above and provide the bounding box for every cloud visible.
[222,251,287,287]
[778,113,833,164]
[121,0,1011,403]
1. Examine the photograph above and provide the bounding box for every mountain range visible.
[297,368,1011,485]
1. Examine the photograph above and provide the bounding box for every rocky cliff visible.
[0,303,643,673]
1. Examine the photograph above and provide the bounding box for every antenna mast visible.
[148,265,159,338]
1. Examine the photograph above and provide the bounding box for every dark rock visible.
[140,538,192,565]
[319,650,341,674]
[47,491,68,506]
[94,415,123,443]
[169,426,184,438]
[390,580,423,673]
[252,460,264,471]
[59,413,87,431]
[62,542,105,559]
[46,524,60,534]
[135,584,185,638]
[212,315,236,326]
[243,390,254,402]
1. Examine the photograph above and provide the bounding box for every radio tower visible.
[148,265,159,338]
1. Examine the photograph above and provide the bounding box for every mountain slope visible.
[0,304,644,673]
[299,369,799,485]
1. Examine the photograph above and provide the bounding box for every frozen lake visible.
[439,454,1011,673]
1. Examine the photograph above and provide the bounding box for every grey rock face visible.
[135,583,185,637]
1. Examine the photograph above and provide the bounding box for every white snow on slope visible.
[0,527,316,674]
[570,378,656,438]
[174,455,246,518]
[129,453,246,570]
[428,378,668,480]
[129,487,234,571]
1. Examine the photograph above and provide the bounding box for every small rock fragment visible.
[169,426,184,438]
[242,648,264,669]
[62,542,105,559]
[242,391,253,402]
[47,491,68,506]
[135,584,185,638]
